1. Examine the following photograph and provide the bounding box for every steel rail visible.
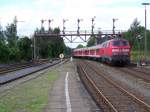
[77,62,118,112]
[0,61,48,75]
[127,67,150,75]
[86,61,150,111]
[0,60,64,85]
[116,67,150,83]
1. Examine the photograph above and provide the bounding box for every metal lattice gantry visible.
[34,18,124,43]
[34,30,124,43]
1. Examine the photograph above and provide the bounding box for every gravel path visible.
[44,61,101,112]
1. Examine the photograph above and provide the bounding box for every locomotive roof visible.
[111,38,128,41]
[73,38,129,52]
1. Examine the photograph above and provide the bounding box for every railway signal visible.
[14,16,25,34]
[77,18,83,35]
[14,16,25,47]
[112,18,118,34]
[91,16,96,35]
[62,19,68,35]
[48,19,53,32]
[41,19,47,29]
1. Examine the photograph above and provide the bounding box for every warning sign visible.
[59,53,64,59]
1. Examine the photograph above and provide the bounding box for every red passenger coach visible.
[73,38,131,65]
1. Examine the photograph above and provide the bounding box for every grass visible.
[131,50,150,64]
[131,50,147,60]
[0,70,59,112]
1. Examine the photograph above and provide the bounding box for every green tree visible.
[76,44,84,48]
[0,25,5,42]
[47,42,53,58]
[87,36,96,47]
[53,27,60,34]
[147,30,150,50]
[0,41,9,63]
[0,18,35,63]
[8,47,21,62]
[35,27,67,59]
[5,19,18,48]
[4,18,21,62]
[64,46,72,56]
[18,37,32,61]
[123,18,145,50]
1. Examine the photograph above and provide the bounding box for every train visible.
[73,38,131,65]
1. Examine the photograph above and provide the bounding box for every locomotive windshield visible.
[112,40,129,46]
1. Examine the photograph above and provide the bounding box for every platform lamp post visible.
[142,3,150,64]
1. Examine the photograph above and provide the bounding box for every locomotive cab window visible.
[112,41,129,46]
[103,42,108,48]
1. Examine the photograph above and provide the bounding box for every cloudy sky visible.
[0,0,149,47]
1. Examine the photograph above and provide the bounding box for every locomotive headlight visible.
[112,48,119,52]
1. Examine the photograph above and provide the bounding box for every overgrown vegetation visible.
[0,17,71,63]
[123,18,150,60]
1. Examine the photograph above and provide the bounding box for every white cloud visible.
[0,0,149,47]
[60,3,145,30]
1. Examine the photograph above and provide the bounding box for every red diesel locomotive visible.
[73,38,131,65]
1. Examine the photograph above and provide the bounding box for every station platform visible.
[44,60,101,112]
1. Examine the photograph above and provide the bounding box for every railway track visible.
[93,60,150,105]
[0,59,68,99]
[117,68,150,83]
[0,61,50,75]
[116,67,150,83]
[77,60,150,112]
[0,59,67,85]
